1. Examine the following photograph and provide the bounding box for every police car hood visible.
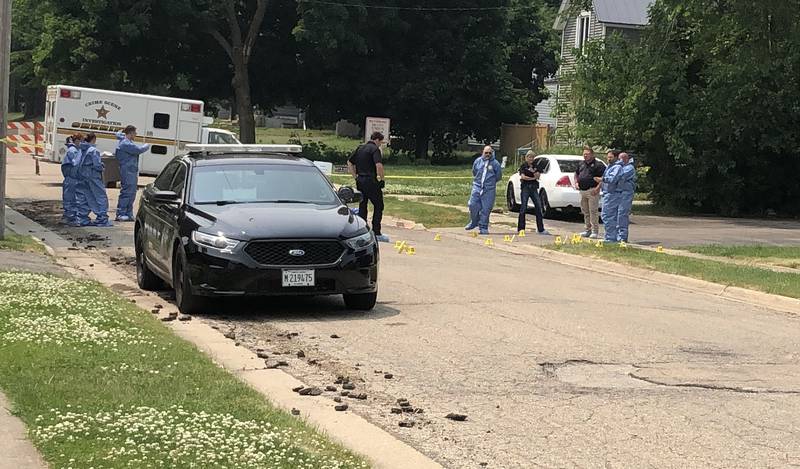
[188,203,366,240]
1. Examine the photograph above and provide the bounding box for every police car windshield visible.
[191,164,339,206]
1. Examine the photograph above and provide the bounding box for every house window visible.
[576,12,591,52]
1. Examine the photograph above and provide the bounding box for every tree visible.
[293,0,558,160]
[569,0,800,216]
[196,0,268,143]
[10,0,230,115]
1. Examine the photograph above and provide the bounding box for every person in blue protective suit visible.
[75,133,113,227]
[615,152,637,242]
[465,145,503,235]
[60,134,84,224]
[115,125,151,222]
[601,150,622,242]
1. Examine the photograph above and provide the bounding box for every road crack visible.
[627,373,800,395]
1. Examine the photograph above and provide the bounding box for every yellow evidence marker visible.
[471,231,478,238]
[656,246,665,253]
[485,238,494,247]
[407,246,417,255]
[434,233,442,241]
[595,240,604,248]
[555,236,563,246]
[518,230,526,238]
[619,241,628,249]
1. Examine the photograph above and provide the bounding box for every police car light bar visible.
[185,144,302,153]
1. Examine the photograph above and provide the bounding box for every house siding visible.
[555,2,640,139]
[535,81,559,127]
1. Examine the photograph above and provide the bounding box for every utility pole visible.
[0,0,10,239]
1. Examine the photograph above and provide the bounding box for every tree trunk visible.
[232,56,256,143]
[22,87,45,119]
[414,123,430,160]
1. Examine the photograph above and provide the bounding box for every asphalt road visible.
[5,156,800,468]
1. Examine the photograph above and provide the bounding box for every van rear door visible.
[141,100,179,175]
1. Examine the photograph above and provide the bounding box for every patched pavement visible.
[5,156,800,468]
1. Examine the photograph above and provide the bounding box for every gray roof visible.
[593,0,652,26]
[553,0,652,29]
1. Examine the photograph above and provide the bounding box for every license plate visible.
[282,269,315,287]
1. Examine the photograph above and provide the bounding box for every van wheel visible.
[135,230,164,291]
[506,183,520,213]
[173,249,203,315]
[343,292,377,311]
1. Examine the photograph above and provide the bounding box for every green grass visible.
[0,272,368,469]
[547,242,800,299]
[0,234,48,254]
[682,245,800,269]
[383,196,467,227]
[684,245,800,259]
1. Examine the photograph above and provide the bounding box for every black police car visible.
[134,144,379,314]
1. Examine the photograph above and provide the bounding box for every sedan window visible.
[170,164,187,197]
[154,161,180,190]
[191,164,340,206]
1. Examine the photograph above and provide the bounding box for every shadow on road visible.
[150,290,401,322]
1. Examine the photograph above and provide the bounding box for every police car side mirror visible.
[152,190,180,204]
[337,186,362,204]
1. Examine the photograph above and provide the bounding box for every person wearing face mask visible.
[60,134,84,225]
[465,146,502,235]
[114,125,151,222]
[615,152,637,242]
[76,133,113,227]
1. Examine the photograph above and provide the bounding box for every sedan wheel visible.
[506,184,520,213]
[135,232,164,291]
[539,190,553,218]
[344,291,378,311]
[173,250,203,315]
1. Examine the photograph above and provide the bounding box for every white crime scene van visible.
[43,85,240,176]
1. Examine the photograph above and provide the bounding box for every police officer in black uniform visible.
[348,132,390,242]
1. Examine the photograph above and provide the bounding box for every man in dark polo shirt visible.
[348,131,390,243]
[573,146,606,238]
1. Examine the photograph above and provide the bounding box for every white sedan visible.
[506,154,606,216]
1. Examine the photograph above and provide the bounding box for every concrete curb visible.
[0,392,48,469]
[442,230,800,316]
[4,207,443,469]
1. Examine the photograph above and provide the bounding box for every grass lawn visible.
[684,245,800,259]
[547,242,800,299]
[383,196,467,228]
[0,272,368,469]
[0,234,48,254]
[683,245,800,269]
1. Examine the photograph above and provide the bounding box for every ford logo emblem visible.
[289,249,306,257]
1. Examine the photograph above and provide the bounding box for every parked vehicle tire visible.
[173,248,203,315]
[343,292,378,311]
[506,183,520,213]
[539,190,553,218]
[135,228,164,291]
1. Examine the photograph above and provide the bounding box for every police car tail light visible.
[191,104,201,112]
[556,176,572,187]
